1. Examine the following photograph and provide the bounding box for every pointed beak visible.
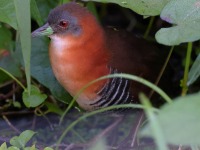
[32,23,53,37]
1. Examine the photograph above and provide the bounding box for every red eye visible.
[59,20,68,28]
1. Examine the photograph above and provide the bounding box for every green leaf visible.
[10,137,21,148]
[30,0,44,26]
[0,26,12,49]
[156,0,200,45]
[13,101,21,108]
[35,0,59,19]
[83,0,170,16]
[10,130,36,149]
[0,67,26,90]
[0,50,22,78]
[44,148,54,150]
[0,49,22,83]
[44,101,63,115]
[23,85,47,107]
[0,70,10,83]
[24,144,37,150]
[0,0,17,29]
[140,93,168,150]
[86,2,99,20]
[14,0,31,93]
[8,147,19,150]
[0,142,7,150]
[188,53,200,86]
[140,92,200,145]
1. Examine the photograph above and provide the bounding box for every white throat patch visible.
[49,35,72,54]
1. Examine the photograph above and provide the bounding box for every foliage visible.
[140,92,200,146]
[83,0,171,16]
[0,130,53,150]
[1,0,200,149]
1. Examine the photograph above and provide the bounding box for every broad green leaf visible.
[0,66,25,90]
[0,142,7,150]
[8,147,19,150]
[0,0,17,29]
[23,85,47,107]
[86,2,99,20]
[0,70,10,83]
[10,130,36,149]
[30,0,44,26]
[35,0,59,19]
[14,0,31,93]
[0,50,22,78]
[0,26,12,49]
[83,0,170,16]
[17,130,36,146]
[156,0,200,45]
[140,92,200,145]
[188,53,200,86]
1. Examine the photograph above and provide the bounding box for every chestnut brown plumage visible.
[32,2,165,111]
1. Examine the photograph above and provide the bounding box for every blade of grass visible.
[149,46,174,98]
[0,67,26,90]
[143,16,155,39]
[30,0,44,26]
[140,93,168,150]
[56,103,159,150]
[14,0,31,94]
[86,2,99,21]
[181,42,193,96]
[59,73,172,124]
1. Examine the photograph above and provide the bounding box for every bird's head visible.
[32,2,101,40]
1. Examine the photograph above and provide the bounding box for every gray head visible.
[32,2,92,37]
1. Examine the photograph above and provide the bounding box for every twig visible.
[0,80,14,88]
[1,110,34,116]
[2,115,21,134]
[144,16,155,39]
[149,46,174,100]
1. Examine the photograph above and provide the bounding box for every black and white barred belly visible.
[90,68,134,109]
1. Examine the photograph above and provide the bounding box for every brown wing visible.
[105,28,167,99]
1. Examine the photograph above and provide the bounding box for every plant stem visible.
[149,46,174,98]
[14,0,31,94]
[0,67,26,90]
[56,103,159,150]
[181,42,193,96]
[59,73,172,125]
[140,94,168,150]
[144,16,155,39]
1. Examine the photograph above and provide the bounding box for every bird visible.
[32,2,166,111]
